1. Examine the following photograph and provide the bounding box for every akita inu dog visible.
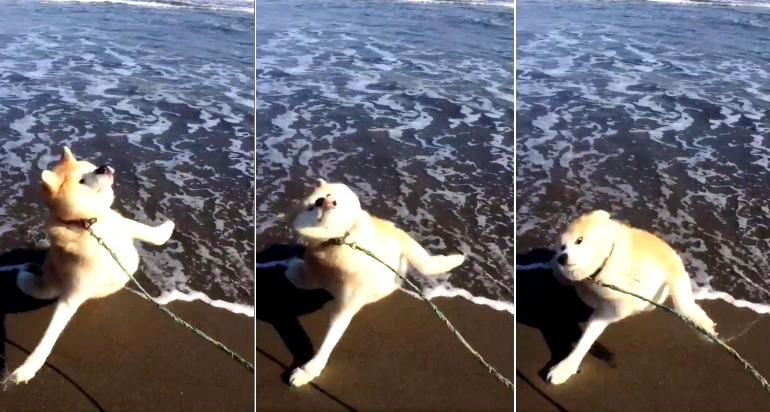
[549,210,716,385]
[5,147,174,384]
[284,179,465,387]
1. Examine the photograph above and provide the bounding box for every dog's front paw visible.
[694,317,718,342]
[546,359,579,385]
[447,254,465,268]
[288,365,320,387]
[425,254,465,276]
[155,220,175,245]
[700,319,717,338]
[4,362,43,385]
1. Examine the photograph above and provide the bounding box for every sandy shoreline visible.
[1,251,254,411]
[516,249,770,411]
[256,246,513,411]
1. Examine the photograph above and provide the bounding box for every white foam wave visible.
[695,286,770,315]
[515,262,553,271]
[149,289,255,317]
[43,0,253,13]
[416,283,515,314]
[646,0,770,8]
[398,0,514,8]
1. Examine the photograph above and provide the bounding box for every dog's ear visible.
[41,170,60,194]
[61,147,77,164]
[591,210,611,220]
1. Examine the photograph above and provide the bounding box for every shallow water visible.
[256,0,514,311]
[0,0,253,314]
[517,0,770,311]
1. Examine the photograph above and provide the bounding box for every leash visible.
[588,277,770,394]
[84,225,254,373]
[578,246,770,394]
[327,237,514,392]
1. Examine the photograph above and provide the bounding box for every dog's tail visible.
[398,230,464,276]
[668,269,717,338]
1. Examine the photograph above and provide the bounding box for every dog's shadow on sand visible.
[256,245,358,411]
[0,248,107,410]
[0,248,57,372]
[255,244,333,378]
[0,247,106,410]
[516,247,616,382]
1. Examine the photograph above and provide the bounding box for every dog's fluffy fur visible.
[549,210,716,385]
[284,179,465,386]
[5,147,174,384]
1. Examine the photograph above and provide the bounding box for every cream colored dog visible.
[5,147,174,384]
[284,179,465,387]
[549,210,716,385]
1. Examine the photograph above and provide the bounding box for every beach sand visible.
[0,249,253,412]
[516,249,770,411]
[256,245,513,411]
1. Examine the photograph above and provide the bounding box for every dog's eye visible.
[575,237,583,245]
[79,178,86,184]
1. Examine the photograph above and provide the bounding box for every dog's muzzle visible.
[314,195,337,211]
[95,165,114,175]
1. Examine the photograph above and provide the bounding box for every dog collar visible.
[323,230,351,248]
[59,217,98,230]
[588,242,615,280]
[321,215,360,247]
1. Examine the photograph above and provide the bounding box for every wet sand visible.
[1,252,253,411]
[256,246,513,411]
[516,249,770,411]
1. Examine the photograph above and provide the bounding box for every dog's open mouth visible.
[96,165,115,188]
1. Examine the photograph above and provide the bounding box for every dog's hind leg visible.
[17,268,59,300]
[547,305,618,385]
[399,231,464,276]
[288,297,363,387]
[4,297,83,384]
[668,271,716,336]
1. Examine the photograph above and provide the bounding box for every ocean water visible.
[0,0,254,315]
[45,0,253,13]
[256,0,514,312]
[517,0,770,313]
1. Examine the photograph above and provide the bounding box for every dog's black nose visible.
[95,165,113,175]
[557,253,568,265]
[314,197,325,208]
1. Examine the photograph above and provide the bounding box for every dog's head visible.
[555,210,616,281]
[292,179,362,241]
[41,147,115,221]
